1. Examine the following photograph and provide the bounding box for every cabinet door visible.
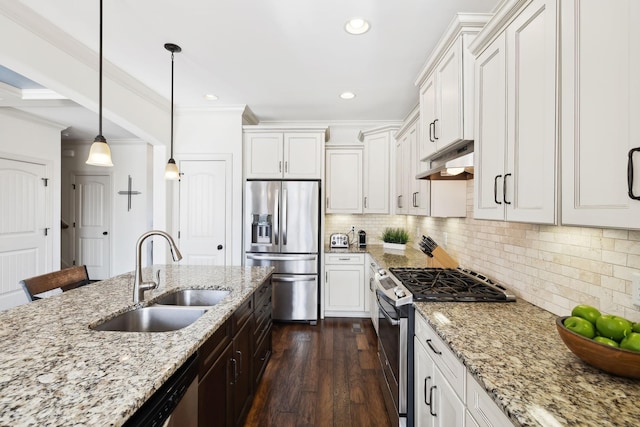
[284,132,323,179]
[326,149,363,214]
[435,36,464,150]
[244,133,284,178]
[474,33,507,221]
[419,75,438,159]
[232,319,253,426]
[505,0,557,224]
[414,337,436,427]
[395,137,409,214]
[432,367,465,427]
[363,132,390,214]
[199,344,233,427]
[561,0,640,228]
[407,121,431,215]
[325,264,365,312]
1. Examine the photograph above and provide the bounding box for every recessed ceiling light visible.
[345,18,370,35]
[340,92,356,100]
[204,94,218,101]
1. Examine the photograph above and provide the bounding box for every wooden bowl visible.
[556,316,640,379]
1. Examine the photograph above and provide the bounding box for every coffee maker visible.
[358,230,366,248]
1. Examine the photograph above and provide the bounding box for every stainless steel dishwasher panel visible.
[271,274,318,321]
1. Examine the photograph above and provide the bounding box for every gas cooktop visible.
[388,267,516,302]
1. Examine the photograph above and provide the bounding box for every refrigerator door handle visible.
[246,254,317,261]
[274,188,279,245]
[282,188,288,246]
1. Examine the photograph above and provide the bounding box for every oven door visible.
[376,288,408,421]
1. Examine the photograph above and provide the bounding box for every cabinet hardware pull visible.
[628,147,640,200]
[397,195,403,209]
[429,121,435,142]
[503,173,512,205]
[424,376,432,405]
[284,161,288,173]
[260,350,272,362]
[44,227,50,236]
[433,119,439,140]
[494,175,503,205]
[364,196,368,208]
[279,161,282,173]
[429,385,437,416]
[426,339,442,355]
[236,350,243,375]
[231,358,238,383]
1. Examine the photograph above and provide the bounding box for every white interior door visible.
[0,158,47,309]
[74,175,111,280]
[179,159,230,266]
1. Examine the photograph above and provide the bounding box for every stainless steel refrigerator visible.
[244,180,320,323]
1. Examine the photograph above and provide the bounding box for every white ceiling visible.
[2,0,500,141]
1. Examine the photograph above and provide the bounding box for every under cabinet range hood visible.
[416,141,474,180]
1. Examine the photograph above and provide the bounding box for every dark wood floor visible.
[244,318,393,427]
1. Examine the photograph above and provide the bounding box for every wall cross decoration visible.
[117,175,141,211]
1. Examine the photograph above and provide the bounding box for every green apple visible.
[632,323,640,333]
[571,304,601,325]
[593,336,619,348]
[564,316,596,339]
[620,332,640,352]
[596,315,633,341]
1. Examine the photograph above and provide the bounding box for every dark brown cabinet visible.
[197,278,272,427]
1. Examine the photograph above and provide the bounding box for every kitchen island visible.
[0,265,273,426]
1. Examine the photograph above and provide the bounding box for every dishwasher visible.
[124,353,198,427]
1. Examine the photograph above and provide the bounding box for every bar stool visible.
[20,265,90,301]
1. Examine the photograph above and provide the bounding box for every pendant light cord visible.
[170,50,174,159]
[98,0,103,139]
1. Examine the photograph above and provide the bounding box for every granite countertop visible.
[0,265,273,427]
[414,302,640,426]
[338,244,640,426]
[325,244,434,269]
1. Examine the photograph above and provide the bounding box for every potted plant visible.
[381,227,409,252]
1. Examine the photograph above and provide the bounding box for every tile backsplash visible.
[326,179,640,321]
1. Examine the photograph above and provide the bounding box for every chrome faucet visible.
[133,230,183,304]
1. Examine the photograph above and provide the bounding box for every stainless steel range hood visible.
[416,141,474,180]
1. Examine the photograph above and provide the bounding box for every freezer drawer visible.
[271,274,318,321]
[245,253,318,275]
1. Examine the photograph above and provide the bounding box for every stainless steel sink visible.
[154,289,231,307]
[92,306,207,332]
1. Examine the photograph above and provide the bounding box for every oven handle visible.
[376,292,400,326]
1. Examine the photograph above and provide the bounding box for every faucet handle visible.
[155,269,161,287]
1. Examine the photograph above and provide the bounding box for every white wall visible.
[61,140,153,276]
[173,107,246,265]
[0,108,63,308]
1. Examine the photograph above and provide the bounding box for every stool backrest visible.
[20,265,90,301]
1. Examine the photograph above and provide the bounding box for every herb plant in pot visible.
[382,227,409,252]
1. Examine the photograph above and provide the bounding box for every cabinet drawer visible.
[253,303,272,341]
[253,324,272,386]
[232,297,253,335]
[325,253,365,264]
[414,311,465,400]
[254,280,272,306]
[199,319,231,376]
[466,372,513,427]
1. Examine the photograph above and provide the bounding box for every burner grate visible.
[389,267,513,302]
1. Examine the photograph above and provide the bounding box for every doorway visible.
[178,159,231,266]
[73,174,111,280]
[0,157,48,309]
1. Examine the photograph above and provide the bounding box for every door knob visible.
[103,231,108,235]
[217,245,223,250]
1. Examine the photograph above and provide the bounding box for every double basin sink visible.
[92,289,231,333]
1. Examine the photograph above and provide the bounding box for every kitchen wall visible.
[411,180,640,322]
[325,214,407,247]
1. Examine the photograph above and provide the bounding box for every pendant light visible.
[164,43,181,180]
[86,0,113,167]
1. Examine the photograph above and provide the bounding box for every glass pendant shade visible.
[165,158,180,180]
[86,137,114,166]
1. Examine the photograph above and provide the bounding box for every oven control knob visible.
[378,269,386,277]
[394,287,406,298]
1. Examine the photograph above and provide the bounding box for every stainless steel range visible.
[375,266,515,427]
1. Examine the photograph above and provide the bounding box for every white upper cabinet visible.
[561,0,640,229]
[416,14,490,161]
[244,127,326,179]
[362,130,391,214]
[325,149,362,214]
[472,0,558,224]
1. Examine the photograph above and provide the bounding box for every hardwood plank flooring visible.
[245,318,393,427]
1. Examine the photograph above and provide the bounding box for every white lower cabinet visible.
[324,253,366,317]
[414,311,513,427]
